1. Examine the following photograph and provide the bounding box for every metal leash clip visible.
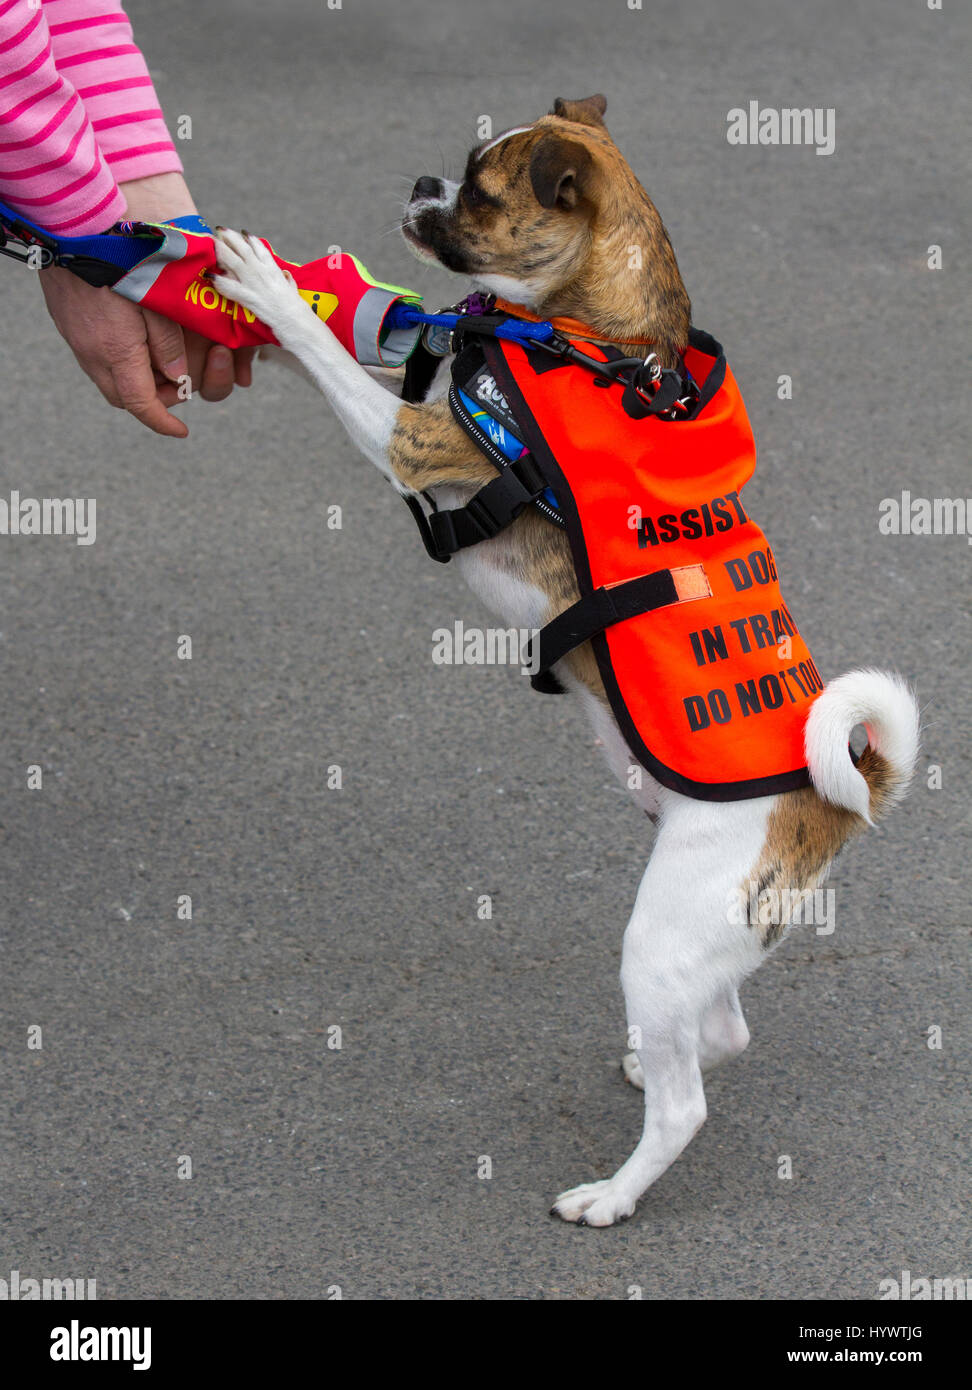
[641,352,663,383]
[0,216,57,269]
[659,376,702,420]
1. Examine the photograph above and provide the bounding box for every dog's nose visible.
[410,176,443,203]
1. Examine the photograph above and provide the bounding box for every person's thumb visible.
[143,309,188,384]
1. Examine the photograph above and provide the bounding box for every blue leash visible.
[0,195,209,280]
[384,300,557,346]
[0,196,558,347]
[0,195,552,342]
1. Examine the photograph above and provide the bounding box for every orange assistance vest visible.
[439,325,822,802]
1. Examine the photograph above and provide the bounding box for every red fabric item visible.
[111,225,420,367]
[486,334,823,800]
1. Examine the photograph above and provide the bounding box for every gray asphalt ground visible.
[1,0,969,1301]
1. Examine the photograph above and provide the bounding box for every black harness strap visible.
[528,568,690,692]
[427,452,549,557]
[402,339,442,405]
[401,451,551,564]
[397,334,561,563]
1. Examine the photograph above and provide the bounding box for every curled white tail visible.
[804,669,920,824]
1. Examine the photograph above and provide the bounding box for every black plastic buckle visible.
[467,454,547,532]
[510,452,547,496]
[462,492,504,539]
[427,494,500,555]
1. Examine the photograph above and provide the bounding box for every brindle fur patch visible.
[745,746,894,946]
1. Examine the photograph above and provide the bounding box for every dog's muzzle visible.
[403,178,477,274]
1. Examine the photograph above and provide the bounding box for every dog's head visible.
[403,95,690,359]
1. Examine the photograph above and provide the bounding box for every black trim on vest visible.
[481,336,813,803]
[686,327,727,413]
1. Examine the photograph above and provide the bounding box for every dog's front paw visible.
[550,1178,637,1227]
[211,228,303,340]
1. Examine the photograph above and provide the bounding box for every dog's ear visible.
[550,94,607,128]
[529,134,595,211]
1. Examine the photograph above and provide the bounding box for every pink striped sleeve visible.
[0,0,125,232]
[44,0,182,188]
[0,0,181,235]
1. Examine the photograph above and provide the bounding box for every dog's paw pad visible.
[551,1179,637,1227]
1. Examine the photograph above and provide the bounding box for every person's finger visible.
[234,346,256,387]
[143,308,188,385]
[181,333,210,396]
[157,342,255,402]
[110,348,188,437]
[153,333,210,404]
[198,344,236,402]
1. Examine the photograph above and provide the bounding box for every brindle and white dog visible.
[211,95,919,1227]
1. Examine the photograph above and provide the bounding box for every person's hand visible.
[38,171,254,436]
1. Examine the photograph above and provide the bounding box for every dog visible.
[210,94,919,1226]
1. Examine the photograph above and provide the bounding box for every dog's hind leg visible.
[622,985,750,1089]
[553,795,769,1226]
[699,985,751,1070]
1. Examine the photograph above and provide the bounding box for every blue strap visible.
[165,213,213,235]
[385,300,556,345]
[0,196,152,268]
[0,197,209,275]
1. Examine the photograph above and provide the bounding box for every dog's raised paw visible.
[551,1179,637,1227]
[211,228,301,333]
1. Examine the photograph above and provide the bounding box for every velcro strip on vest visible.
[529,564,711,690]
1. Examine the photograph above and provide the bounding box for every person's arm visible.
[0,1,250,433]
[0,0,126,233]
[43,0,185,191]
